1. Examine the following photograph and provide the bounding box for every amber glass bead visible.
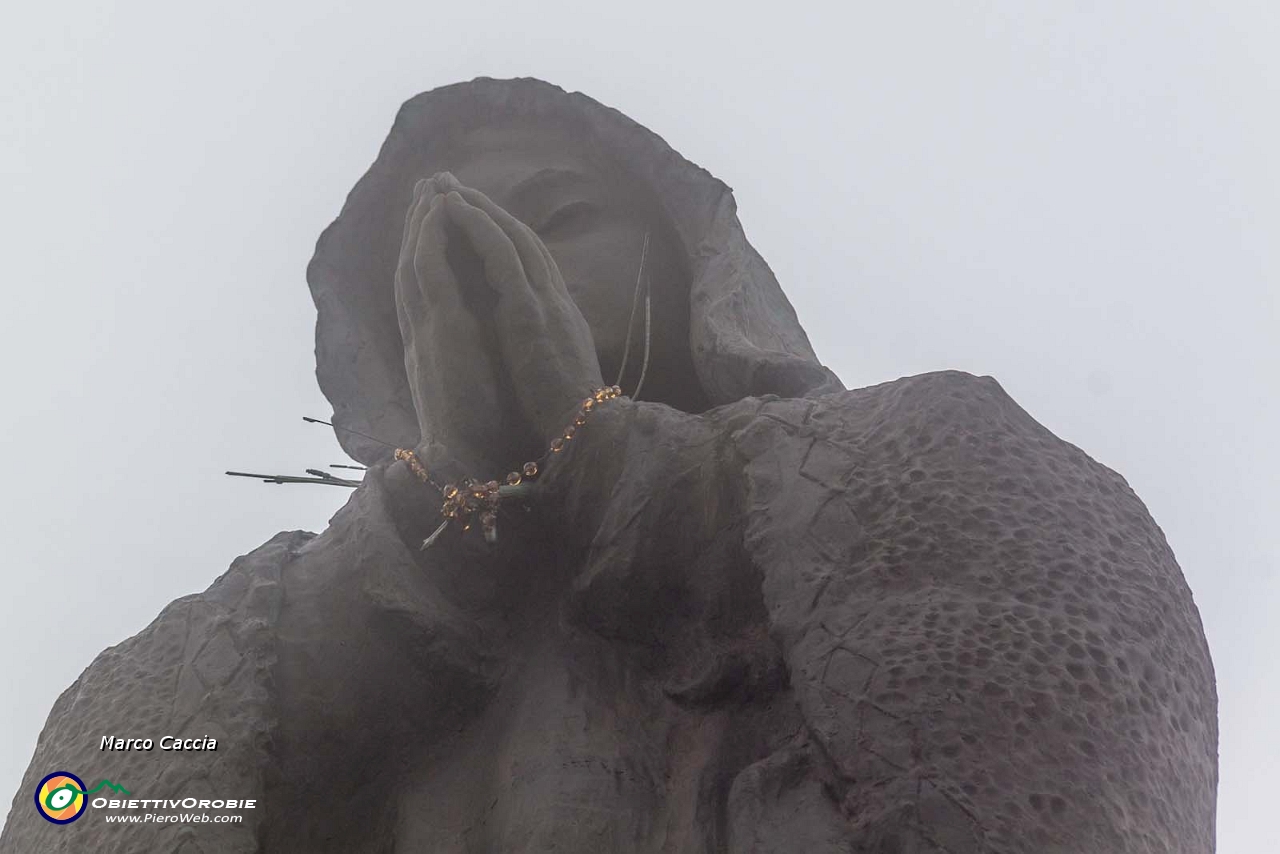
[582,398,595,411]
[574,414,587,426]
[506,472,521,486]
[523,461,538,477]
[550,438,565,452]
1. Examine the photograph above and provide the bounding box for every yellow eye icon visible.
[46,785,77,810]
[34,772,87,824]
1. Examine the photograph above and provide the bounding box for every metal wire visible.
[632,283,652,400]
[615,232,650,388]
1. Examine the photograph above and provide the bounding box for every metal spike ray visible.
[420,520,449,550]
[302,416,399,449]
[225,470,361,488]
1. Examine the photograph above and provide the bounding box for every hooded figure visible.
[2,79,1216,854]
[309,77,844,469]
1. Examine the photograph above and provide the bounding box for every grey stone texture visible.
[2,78,1216,852]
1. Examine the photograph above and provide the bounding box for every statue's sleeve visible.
[541,371,1216,853]
[0,529,303,854]
[1,464,493,854]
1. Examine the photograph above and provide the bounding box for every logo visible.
[34,772,129,824]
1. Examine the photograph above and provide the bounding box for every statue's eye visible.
[536,201,596,238]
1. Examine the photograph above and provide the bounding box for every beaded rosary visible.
[227,233,652,553]
[393,231,650,550]
[394,385,623,549]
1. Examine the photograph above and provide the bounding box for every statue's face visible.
[433,120,692,397]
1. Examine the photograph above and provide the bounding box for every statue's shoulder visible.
[0,530,314,853]
[725,370,1039,463]
[731,375,1215,851]
[737,368,1142,521]
[815,369,1031,432]
[45,527,313,746]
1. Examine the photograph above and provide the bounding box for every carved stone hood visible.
[307,77,844,465]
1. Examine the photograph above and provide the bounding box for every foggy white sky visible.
[2,2,1275,849]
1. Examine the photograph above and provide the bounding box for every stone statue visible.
[2,78,1216,853]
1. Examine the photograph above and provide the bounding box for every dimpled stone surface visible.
[725,372,1216,851]
[0,532,300,853]
[512,370,1215,852]
[2,77,1215,852]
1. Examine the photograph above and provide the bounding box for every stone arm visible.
[536,371,1217,853]
[1,462,495,854]
[0,531,303,853]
